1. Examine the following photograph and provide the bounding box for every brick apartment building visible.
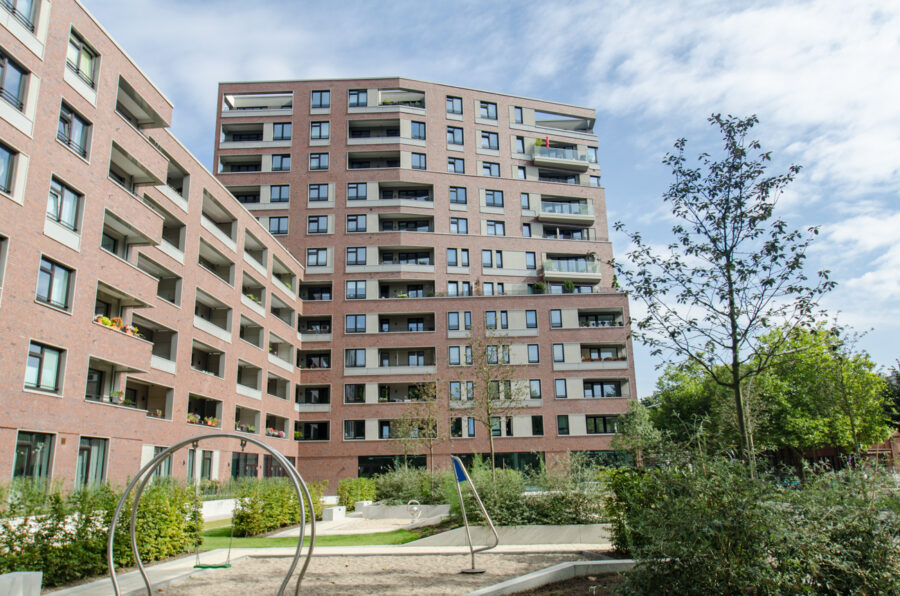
[0,0,636,491]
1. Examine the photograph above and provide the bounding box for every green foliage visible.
[374,465,448,505]
[0,480,200,588]
[336,477,376,511]
[611,400,666,466]
[605,458,900,595]
[231,478,326,537]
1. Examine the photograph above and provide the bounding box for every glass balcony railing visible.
[533,145,589,163]
[544,259,602,274]
[540,202,592,215]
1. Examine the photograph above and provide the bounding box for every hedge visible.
[336,477,376,511]
[231,478,326,537]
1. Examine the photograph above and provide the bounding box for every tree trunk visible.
[725,253,750,462]
[488,431,496,481]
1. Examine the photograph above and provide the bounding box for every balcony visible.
[578,310,625,328]
[537,199,595,224]
[543,257,603,282]
[187,394,222,428]
[378,183,433,207]
[294,421,329,442]
[377,382,434,403]
[235,405,261,434]
[268,333,293,372]
[266,373,290,400]
[378,281,436,299]
[236,361,262,400]
[299,282,332,302]
[353,248,434,275]
[298,316,332,342]
[265,414,290,439]
[348,150,400,170]
[532,144,590,171]
[222,92,292,117]
[296,385,331,413]
[132,315,177,375]
[190,340,224,378]
[377,348,436,374]
[298,350,331,370]
[541,225,597,241]
[378,216,434,233]
[238,316,264,348]
[84,356,147,405]
[348,118,401,145]
[193,290,232,343]
[378,313,435,334]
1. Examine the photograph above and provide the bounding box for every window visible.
[76,437,107,488]
[500,310,508,329]
[411,121,426,140]
[486,345,499,365]
[273,122,292,140]
[2,1,36,31]
[0,51,27,111]
[479,101,497,119]
[525,310,537,328]
[527,344,539,363]
[587,146,598,163]
[485,190,503,207]
[58,104,90,157]
[36,257,72,309]
[584,380,623,398]
[268,216,288,235]
[514,106,523,123]
[522,224,531,238]
[482,162,500,177]
[0,143,14,193]
[344,384,365,403]
[309,153,328,170]
[483,282,493,296]
[344,420,365,440]
[25,342,63,392]
[449,346,461,366]
[347,182,366,200]
[550,309,562,328]
[307,215,328,233]
[447,312,459,330]
[464,311,471,330]
[47,179,81,230]
[345,314,366,333]
[306,248,327,266]
[529,379,542,399]
[532,416,544,436]
[449,186,467,204]
[446,126,463,145]
[311,90,330,108]
[407,318,424,332]
[14,431,53,481]
[486,220,505,236]
[590,175,601,187]
[272,154,290,171]
[346,247,366,266]
[459,249,470,266]
[85,368,103,400]
[310,121,329,140]
[479,130,498,150]
[587,415,619,434]
[66,31,97,87]
[554,379,567,398]
[482,250,493,268]
[557,415,569,436]
[448,157,465,173]
[411,153,426,170]
[447,248,459,267]
[347,214,366,232]
[485,310,497,329]
[271,185,290,202]
[348,89,367,107]
[450,217,468,234]
[446,95,462,114]
[517,166,527,180]
[515,136,525,154]
[345,348,365,367]
[553,344,564,362]
[346,280,366,299]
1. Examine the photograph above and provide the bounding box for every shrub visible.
[0,480,200,589]
[231,478,326,537]
[337,477,376,511]
[374,466,447,504]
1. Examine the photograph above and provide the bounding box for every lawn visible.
[199,520,419,551]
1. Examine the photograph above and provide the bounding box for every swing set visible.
[106,433,316,596]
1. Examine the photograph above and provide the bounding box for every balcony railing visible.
[541,202,592,215]
[65,61,95,89]
[0,86,23,110]
[544,259,602,274]
[533,146,588,163]
[1,0,35,31]
[57,131,87,157]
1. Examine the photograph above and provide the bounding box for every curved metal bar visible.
[107,433,315,596]
[450,455,500,570]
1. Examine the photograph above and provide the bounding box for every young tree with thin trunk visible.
[392,381,444,492]
[613,114,835,462]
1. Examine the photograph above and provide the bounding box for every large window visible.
[58,103,90,157]
[25,341,63,393]
[0,143,15,193]
[346,214,366,232]
[554,379,567,398]
[306,248,327,266]
[311,90,330,109]
[346,280,366,299]
[0,51,27,110]
[446,95,462,114]
[550,309,562,328]
[450,217,468,234]
[486,220,505,236]
[273,122,292,140]
[307,215,328,234]
[447,157,465,173]
[411,153,426,170]
[449,186,467,204]
[345,314,366,333]
[345,349,366,368]
[344,420,366,440]
[411,121,426,140]
[14,431,53,481]
[516,137,526,154]
[482,162,500,177]
[268,216,287,235]
[348,89,367,107]
[66,31,97,87]
[530,379,542,399]
[46,179,81,231]
[309,152,328,170]
[525,310,537,328]
[584,380,623,398]
[557,415,569,436]
[75,437,107,488]
[514,106,524,123]
[447,312,460,330]
[485,190,503,207]
[479,101,497,120]
[346,247,366,266]
[447,126,463,145]
[2,0,37,31]
[271,154,290,171]
[481,131,499,150]
[527,344,539,363]
[310,121,329,140]
[344,384,365,403]
[271,184,290,202]
[36,257,72,310]
[587,415,619,434]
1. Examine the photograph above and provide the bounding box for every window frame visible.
[311,90,330,109]
[307,215,328,234]
[309,152,329,170]
[36,256,72,310]
[482,161,500,177]
[446,95,463,114]
[25,341,63,393]
[310,121,329,140]
[46,178,81,231]
[268,216,288,235]
[479,101,497,120]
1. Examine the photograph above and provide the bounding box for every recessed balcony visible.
[537,199,595,224]
[222,92,292,117]
[543,257,602,282]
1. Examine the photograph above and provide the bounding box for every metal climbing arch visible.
[106,432,316,596]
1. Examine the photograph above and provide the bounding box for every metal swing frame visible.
[106,433,316,596]
[451,455,500,573]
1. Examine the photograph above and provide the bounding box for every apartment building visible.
[0,0,307,488]
[213,79,637,481]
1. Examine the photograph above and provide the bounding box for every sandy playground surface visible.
[160,552,585,595]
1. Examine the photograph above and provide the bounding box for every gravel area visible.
[161,553,585,595]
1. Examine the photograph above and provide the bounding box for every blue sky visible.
[83,0,900,396]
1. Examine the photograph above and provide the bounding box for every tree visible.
[613,114,835,461]
[610,400,665,467]
[884,362,900,427]
[452,331,528,479]
[392,381,444,492]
